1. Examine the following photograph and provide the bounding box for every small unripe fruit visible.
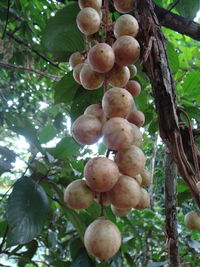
[103,117,134,150]
[127,110,145,127]
[135,188,150,210]
[102,87,134,118]
[73,63,86,84]
[108,64,130,87]
[84,217,121,259]
[84,157,119,192]
[140,169,152,187]
[109,175,141,209]
[111,205,132,217]
[184,211,200,230]
[69,52,85,69]
[88,43,115,73]
[72,114,102,145]
[125,80,141,97]
[78,0,102,11]
[113,36,140,66]
[80,64,104,89]
[115,145,146,177]
[76,7,101,35]
[84,104,106,124]
[114,14,139,38]
[113,0,135,13]
[95,192,111,206]
[129,65,137,78]
[64,179,94,209]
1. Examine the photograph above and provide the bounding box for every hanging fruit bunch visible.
[64,0,153,260]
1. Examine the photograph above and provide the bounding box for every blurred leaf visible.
[39,123,57,144]
[6,177,49,246]
[166,41,179,74]
[147,261,168,267]
[187,239,200,253]
[175,0,200,19]
[72,247,94,267]
[182,72,200,97]
[70,238,84,260]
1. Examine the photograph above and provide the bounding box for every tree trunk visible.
[165,148,180,267]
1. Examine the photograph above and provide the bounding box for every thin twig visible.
[2,0,11,39]
[168,0,181,12]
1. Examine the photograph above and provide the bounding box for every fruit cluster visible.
[64,0,153,260]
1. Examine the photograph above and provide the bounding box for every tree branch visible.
[0,61,60,80]
[154,5,200,41]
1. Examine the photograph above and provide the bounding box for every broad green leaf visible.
[70,238,84,260]
[18,240,38,267]
[182,106,200,123]
[182,72,200,99]
[72,247,94,267]
[39,124,57,143]
[0,220,7,237]
[6,177,49,246]
[175,0,200,19]
[166,41,179,74]
[42,3,84,61]
[48,136,80,159]
[54,72,80,104]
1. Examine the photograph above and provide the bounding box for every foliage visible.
[0,0,200,266]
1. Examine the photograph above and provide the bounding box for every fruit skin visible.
[114,14,139,38]
[88,43,115,73]
[129,65,137,78]
[115,145,146,177]
[78,0,102,11]
[109,175,141,209]
[76,7,101,35]
[84,216,121,260]
[125,80,141,97]
[102,117,134,150]
[134,174,142,185]
[84,157,119,192]
[131,123,143,147]
[111,205,132,217]
[73,63,86,84]
[112,36,140,66]
[69,52,85,69]
[84,103,106,124]
[140,169,152,187]
[127,110,145,127]
[72,114,102,145]
[108,64,130,87]
[113,0,135,13]
[64,179,94,209]
[80,64,104,90]
[134,188,150,210]
[184,211,200,230]
[102,87,134,118]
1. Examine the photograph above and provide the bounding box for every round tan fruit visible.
[78,0,102,11]
[84,217,121,259]
[140,169,152,187]
[125,80,141,97]
[129,65,137,78]
[112,36,140,66]
[109,175,141,209]
[102,87,134,118]
[69,52,85,69]
[115,145,146,177]
[108,64,130,87]
[76,7,101,35]
[102,117,134,150]
[196,181,200,192]
[114,14,139,38]
[95,192,111,206]
[127,110,145,127]
[134,174,142,185]
[84,157,119,192]
[88,43,115,73]
[64,179,94,209]
[111,205,132,217]
[184,211,200,230]
[84,104,106,124]
[72,114,102,145]
[73,63,86,84]
[135,188,150,210]
[131,123,143,146]
[113,0,135,13]
[80,64,104,89]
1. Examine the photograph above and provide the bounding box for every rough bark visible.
[164,148,180,267]
[135,0,200,208]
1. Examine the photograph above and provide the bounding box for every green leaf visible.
[175,0,200,19]
[42,3,84,61]
[54,72,80,104]
[166,41,179,74]
[72,247,94,267]
[182,72,200,99]
[6,177,49,246]
[70,238,84,260]
[0,220,7,237]
[183,106,200,123]
[48,136,80,159]
[39,124,57,143]
[147,261,168,267]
